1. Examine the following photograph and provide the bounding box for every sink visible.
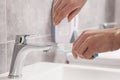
[32,64,120,80]
[0,62,120,80]
[66,49,120,68]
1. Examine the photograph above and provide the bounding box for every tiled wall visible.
[0,0,7,74]
[77,0,116,32]
[0,0,54,74]
[0,0,119,74]
[115,0,120,23]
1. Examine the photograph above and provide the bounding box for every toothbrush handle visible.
[92,54,99,58]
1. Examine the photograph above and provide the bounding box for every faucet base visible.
[8,74,22,79]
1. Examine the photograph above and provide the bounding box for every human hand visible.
[72,28,120,59]
[53,0,87,25]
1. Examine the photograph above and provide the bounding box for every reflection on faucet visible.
[99,22,117,29]
[8,35,54,78]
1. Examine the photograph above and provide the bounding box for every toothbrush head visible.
[92,54,99,58]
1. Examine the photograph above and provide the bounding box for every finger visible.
[72,48,78,59]
[53,0,62,17]
[73,38,84,59]
[78,36,95,59]
[73,30,88,46]
[83,49,96,59]
[76,40,88,58]
[68,8,81,22]
[73,31,90,52]
[72,32,84,58]
[54,0,58,4]
[54,1,67,20]
[54,0,62,10]
[68,0,87,21]
[54,2,79,25]
[73,32,89,58]
[73,41,85,59]
[73,30,100,51]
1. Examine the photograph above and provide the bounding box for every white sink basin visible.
[0,62,120,80]
[32,65,120,80]
[66,49,120,68]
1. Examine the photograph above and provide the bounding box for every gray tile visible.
[6,41,14,71]
[104,0,115,22]
[0,44,7,74]
[115,0,120,23]
[78,0,106,30]
[77,0,116,33]
[0,0,6,43]
[7,0,53,41]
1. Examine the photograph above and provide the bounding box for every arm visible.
[72,26,120,59]
[114,27,120,49]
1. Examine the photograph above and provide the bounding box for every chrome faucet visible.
[99,22,117,29]
[8,35,54,78]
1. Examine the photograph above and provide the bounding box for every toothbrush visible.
[56,45,98,58]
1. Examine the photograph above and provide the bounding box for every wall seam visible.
[5,0,8,73]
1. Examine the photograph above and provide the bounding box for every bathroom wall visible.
[0,0,119,74]
[115,0,120,24]
[77,0,116,33]
[0,0,54,74]
[0,0,7,74]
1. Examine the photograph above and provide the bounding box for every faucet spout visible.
[8,35,53,78]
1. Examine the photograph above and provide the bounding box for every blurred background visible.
[0,0,120,74]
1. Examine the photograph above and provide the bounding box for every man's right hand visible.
[53,0,87,25]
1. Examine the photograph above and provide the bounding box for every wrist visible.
[113,28,120,50]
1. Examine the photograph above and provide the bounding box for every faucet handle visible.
[99,22,117,29]
[15,34,55,45]
[15,35,30,44]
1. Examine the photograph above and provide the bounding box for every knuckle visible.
[86,36,93,44]
[86,36,92,41]
[82,32,89,38]
[83,30,89,33]
[82,30,91,35]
